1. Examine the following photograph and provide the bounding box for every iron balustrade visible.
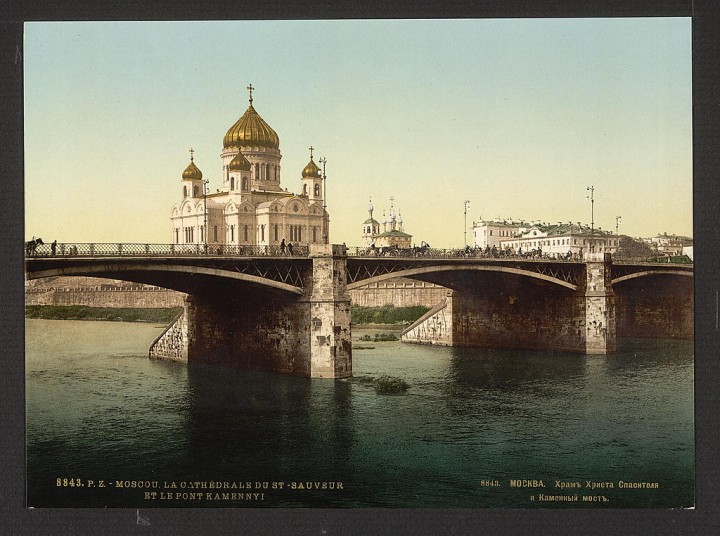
[348,246,586,262]
[24,242,691,266]
[25,243,310,258]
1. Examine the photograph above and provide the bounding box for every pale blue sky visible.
[24,19,692,246]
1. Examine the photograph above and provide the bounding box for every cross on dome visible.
[247,83,254,104]
[309,146,314,159]
[189,147,194,161]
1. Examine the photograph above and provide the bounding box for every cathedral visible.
[171,85,329,250]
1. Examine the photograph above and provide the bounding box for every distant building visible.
[472,218,619,257]
[362,197,412,249]
[171,85,329,249]
[472,219,529,249]
[644,233,693,256]
[361,199,381,247]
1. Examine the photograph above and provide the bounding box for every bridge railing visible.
[346,246,584,261]
[24,242,692,265]
[346,246,693,264]
[24,242,310,258]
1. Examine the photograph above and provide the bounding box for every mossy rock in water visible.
[351,375,376,385]
[372,375,409,394]
[373,333,398,342]
[350,374,409,394]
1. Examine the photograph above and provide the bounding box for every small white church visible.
[171,85,329,249]
[361,197,413,249]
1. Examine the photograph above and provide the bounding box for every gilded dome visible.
[223,103,280,149]
[182,159,203,181]
[302,158,321,178]
[228,152,251,171]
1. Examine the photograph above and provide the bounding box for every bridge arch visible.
[347,264,578,291]
[612,270,694,285]
[28,263,304,295]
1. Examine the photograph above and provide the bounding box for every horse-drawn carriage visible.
[25,237,44,256]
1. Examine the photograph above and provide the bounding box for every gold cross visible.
[189,147,194,161]
[247,83,254,103]
[309,146,314,159]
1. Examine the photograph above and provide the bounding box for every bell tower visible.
[181,148,204,199]
[301,146,323,202]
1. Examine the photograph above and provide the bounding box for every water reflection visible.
[26,320,694,508]
[180,365,355,505]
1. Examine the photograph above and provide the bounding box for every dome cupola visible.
[182,149,203,180]
[228,152,251,171]
[223,84,280,149]
[302,145,322,178]
[302,158,321,178]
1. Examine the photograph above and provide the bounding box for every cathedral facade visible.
[171,86,329,250]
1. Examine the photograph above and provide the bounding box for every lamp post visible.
[615,215,621,235]
[463,200,470,248]
[319,156,328,244]
[586,186,594,252]
[203,178,209,253]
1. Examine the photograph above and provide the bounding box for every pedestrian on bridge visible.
[280,238,286,255]
[288,242,294,255]
[51,240,57,256]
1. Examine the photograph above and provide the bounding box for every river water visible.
[26,319,693,509]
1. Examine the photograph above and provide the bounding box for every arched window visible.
[314,184,320,197]
[183,185,187,198]
[193,185,199,197]
[242,177,248,191]
[266,163,270,180]
[303,184,308,195]
[255,163,260,180]
[231,177,235,190]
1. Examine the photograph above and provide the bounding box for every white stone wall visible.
[401,296,452,346]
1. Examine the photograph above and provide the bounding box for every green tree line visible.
[351,305,429,325]
[25,305,182,323]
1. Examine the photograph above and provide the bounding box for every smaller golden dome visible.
[302,158,321,178]
[228,153,251,171]
[182,159,203,181]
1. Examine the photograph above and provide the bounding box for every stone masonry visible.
[149,244,352,378]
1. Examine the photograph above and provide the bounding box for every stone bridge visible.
[25,243,693,377]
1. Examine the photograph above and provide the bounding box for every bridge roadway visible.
[24,243,693,378]
[24,242,692,295]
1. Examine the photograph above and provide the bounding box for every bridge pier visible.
[582,253,616,354]
[403,255,616,354]
[150,245,352,378]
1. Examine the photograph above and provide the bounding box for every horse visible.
[413,241,431,257]
[378,244,399,257]
[25,237,43,256]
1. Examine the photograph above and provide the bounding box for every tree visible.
[614,235,655,260]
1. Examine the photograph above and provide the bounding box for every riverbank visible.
[351,305,429,325]
[25,305,182,323]
[26,305,430,326]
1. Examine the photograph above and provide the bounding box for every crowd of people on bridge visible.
[353,242,584,260]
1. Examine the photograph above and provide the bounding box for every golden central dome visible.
[223,103,280,149]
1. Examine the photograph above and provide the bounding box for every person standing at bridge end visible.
[280,238,286,255]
